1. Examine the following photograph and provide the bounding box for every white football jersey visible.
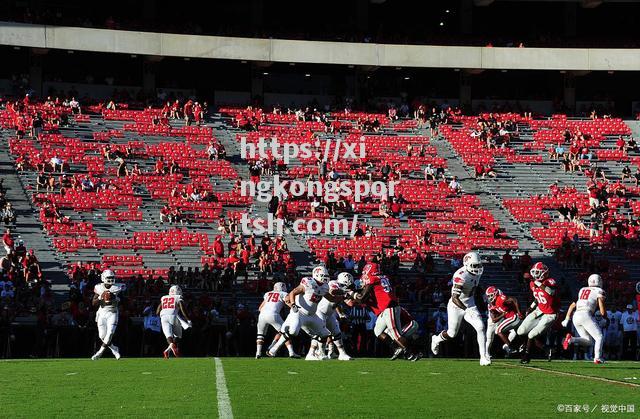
[159,294,183,317]
[450,267,480,307]
[575,286,605,314]
[317,280,344,316]
[261,291,287,315]
[94,283,122,313]
[295,276,329,315]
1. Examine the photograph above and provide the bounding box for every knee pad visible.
[256,334,265,341]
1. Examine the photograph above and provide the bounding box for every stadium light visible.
[263,72,269,75]
[404,76,411,80]
[305,73,311,77]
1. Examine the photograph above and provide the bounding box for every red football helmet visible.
[530,262,549,281]
[360,262,380,286]
[485,286,502,304]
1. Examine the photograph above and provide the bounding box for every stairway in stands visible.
[0,127,67,296]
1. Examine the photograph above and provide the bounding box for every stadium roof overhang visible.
[2,21,640,72]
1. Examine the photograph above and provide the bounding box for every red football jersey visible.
[489,294,517,319]
[530,278,560,314]
[364,275,396,316]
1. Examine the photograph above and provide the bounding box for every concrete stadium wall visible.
[3,22,640,71]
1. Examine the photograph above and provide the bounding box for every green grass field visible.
[1,358,639,418]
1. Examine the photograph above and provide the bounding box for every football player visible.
[315,272,354,361]
[560,274,608,364]
[157,285,192,358]
[348,262,422,361]
[431,252,490,365]
[256,282,299,359]
[267,266,339,360]
[511,262,560,364]
[91,269,122,360]
[485,286,523,357]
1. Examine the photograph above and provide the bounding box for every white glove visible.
[187,320,193,328]
[561,319,569,328]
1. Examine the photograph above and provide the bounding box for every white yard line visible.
[214,357,234,419]
[497,362,640,388]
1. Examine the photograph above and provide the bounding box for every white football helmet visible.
[337,272,354,289]
[273,282,287,292]
[463,252,483,276]
[101,269,115,285]
[312,265,330,283]
[587,274,602,288]
[530,262,549,281]
[169,285,182,296]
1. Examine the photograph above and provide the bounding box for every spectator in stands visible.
[378,200,390,219]
[621,165,632,182]
[588,184,600,208]
[207,142,218,160]
[159,205,171,223]
[1,203,15,225]
[634,168,640,187]
[115,156,128,177]
[448,176,461,194]
[501,249,513,270]
[424,164,436,181]
[3,229,14,255]
[31,112,43,139]
[519,250,532,273]
[80,177,94,192]
[627,137,638,153]
[616,136,626,151]
[23,249,42,282]
[69,97,81,115]
[343,255,356,273]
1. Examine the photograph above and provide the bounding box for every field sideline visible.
[1,358,639,418]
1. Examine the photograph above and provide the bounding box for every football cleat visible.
[266,350,276,358]
[338,353,353,361]
[288,353,301,359]
[163,349,170,359]
[594,358,605,365]
[562,333,572,351]
[255,354,262,359]
[520,353,530,364]
[111,345,121,360]
[91,352,101,361]
[430,335,440,356]
[480,356,491,366]
[305,352,322,361]
[409,352,424,362]
[390,347,405,360]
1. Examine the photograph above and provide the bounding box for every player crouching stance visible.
[267,266,338,361]
[431,252,490,365]
[91,270,122,360]
[157,285,192,358]
[315,272,354,361]
[349,262,422,361]
[256,282,299,359]
[560,274,608,364]
[485,286,523,357]
[510,262,560,364]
